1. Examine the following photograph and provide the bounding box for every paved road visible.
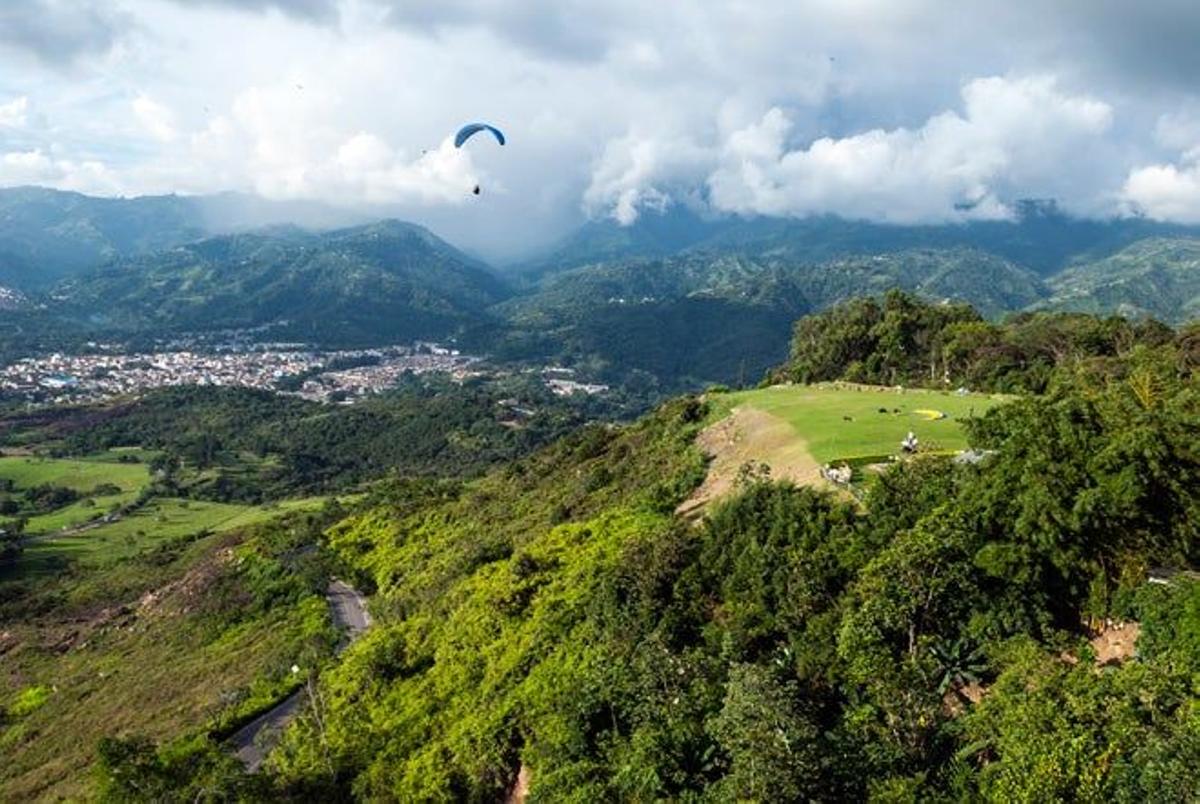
[229,579,370,771]
[327,578,371,648]
[230,693,305,770]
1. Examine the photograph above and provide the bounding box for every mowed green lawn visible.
[710,383,1008,464]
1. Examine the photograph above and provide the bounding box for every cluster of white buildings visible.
[0,343,480,404]
[546,378,610,397]
[541,367,609,397]
[0,286,27,310]
[295,350,483,401]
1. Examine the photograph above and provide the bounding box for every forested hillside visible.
[10,1,1200,799]
[0,188,205,290]
[1043,237,1200,323]
[531,200,1200,279]
[780,289,1191,392]
[1,504,344,800]
[484,249,1046,391]
[54,221,507,345]
[0,187,362,292]
[6,186,1200,395]
[0,378,593,500]
[89,302,1200,801]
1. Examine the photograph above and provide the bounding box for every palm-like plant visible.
[931,638,988,702]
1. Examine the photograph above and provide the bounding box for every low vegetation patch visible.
[0,508,342,800]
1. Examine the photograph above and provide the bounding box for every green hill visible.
[486,249,1047,389]
[54,221,511,344]
[3,302,1198,801]
[0,187,206,290]
[0,187,367,292]
[1042,236,1200,323]
[528,200,1200,279]
[229,332,1195,801]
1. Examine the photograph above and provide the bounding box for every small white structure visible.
[821,464,853,485]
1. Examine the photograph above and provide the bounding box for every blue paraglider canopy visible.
[454,123,505,148]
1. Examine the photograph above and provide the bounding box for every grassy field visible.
[0,455,152,535]
[0,455,149,493]
[709,382,1007,465]
[7,496,329,579]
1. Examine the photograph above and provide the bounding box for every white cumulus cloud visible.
[1122,156,1200,223]
[0,148,121,193]
[704,75,1113,223]
[7,0,1200,257]
[584,133,714,224]
[178,82,481,205]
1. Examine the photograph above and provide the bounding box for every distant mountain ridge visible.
[5,187,1200,391]
[54,220,509,344]
[1040,236,1200,323]
[483,247,1047,389]
[0,186,368,291]
[528,200,1200,279]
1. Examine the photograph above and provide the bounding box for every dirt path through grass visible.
[677,406,823,517]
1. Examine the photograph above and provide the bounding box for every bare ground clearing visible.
[678,406,824,517]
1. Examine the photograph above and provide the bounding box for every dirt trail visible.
[677,406,823,518]
[229,579,370,771]
[504,764,531,804]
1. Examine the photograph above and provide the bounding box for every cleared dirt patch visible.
[1090,621,1141,666]
[941,680,987,717]
[677,406,823,517]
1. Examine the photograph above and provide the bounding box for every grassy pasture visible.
[0,523,331,802]
[0,455,148,494]
[7,497,329,579]
[0,455,151,535]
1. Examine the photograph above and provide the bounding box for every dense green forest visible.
[54,221,506,345]
[1040,237,1200,323]
[780,289,1191,393]
[0,187,364,291]
[482,249,1047,390]
[88,301,1200,801]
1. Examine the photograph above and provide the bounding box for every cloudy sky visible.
[3,0,1200,259]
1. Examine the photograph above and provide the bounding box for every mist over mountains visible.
[0,187,370,291]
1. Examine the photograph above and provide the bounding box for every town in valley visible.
[0,336,610,405]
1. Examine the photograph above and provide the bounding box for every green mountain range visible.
[483,248,1046,387]
[6,188,1200,390]
[529,200,1200,278]
[0,187,365,291]
[54,221,508,344]
[0,187,205,290]
[1040,236,1200,322]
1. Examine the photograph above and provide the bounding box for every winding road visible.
[229,579,371,771]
